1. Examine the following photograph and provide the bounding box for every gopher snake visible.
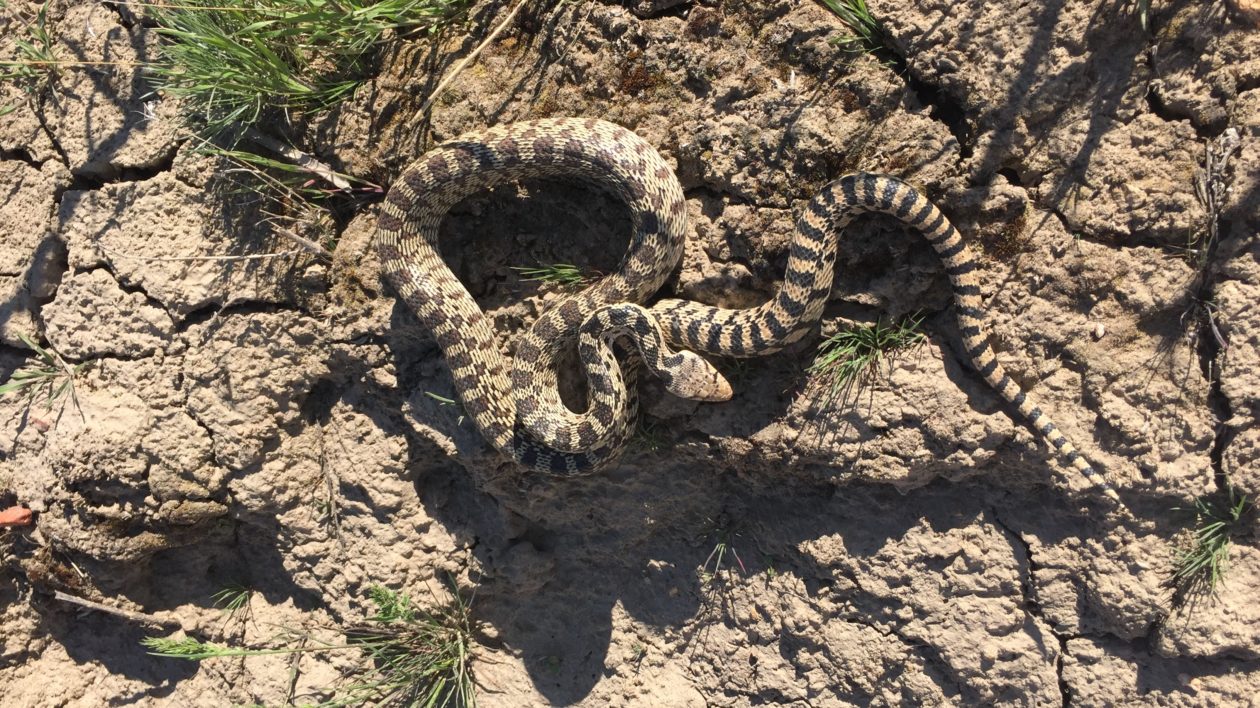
[377,118,1120,504]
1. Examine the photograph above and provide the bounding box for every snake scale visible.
[376,117,1121,504]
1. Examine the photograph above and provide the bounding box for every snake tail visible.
[833,175,1122,506]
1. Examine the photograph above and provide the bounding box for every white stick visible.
[54,590,181,628]
[415,0,530,119]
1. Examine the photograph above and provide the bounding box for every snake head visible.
[663,350,733,402]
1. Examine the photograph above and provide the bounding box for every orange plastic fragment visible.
[0,506,33,527]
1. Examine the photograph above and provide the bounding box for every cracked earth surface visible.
[2,0,1259,705]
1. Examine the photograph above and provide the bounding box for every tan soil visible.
[2,0,1259,705]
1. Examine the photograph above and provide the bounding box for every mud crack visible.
[78,265,169,322]
[989,508,1071,707]
[859,18,972,160]
[1201,306,1234,492]
[175,300,309,334]
[1188,129,1241,492]
[60,141,181,197]
[822,565,967,700]
[903,73,972,159]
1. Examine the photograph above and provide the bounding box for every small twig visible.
[94,244,307,263]
[284,635,308,705]
[317,430,344,550]
[415,0,530,119]
[1203,302,1228,352]
[272,226,333,260]
[243,128,354,192]
[54,590,181,628]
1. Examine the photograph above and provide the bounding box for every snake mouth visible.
[701,373,734,402]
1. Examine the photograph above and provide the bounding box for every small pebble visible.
[1092,323,1106,340]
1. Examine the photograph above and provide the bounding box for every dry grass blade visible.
[415,0,528,118]
[0,0,60,114]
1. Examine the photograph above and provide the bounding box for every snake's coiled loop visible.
[377,118,1122,505]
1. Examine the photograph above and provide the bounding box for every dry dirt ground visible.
[2,0,1259,705]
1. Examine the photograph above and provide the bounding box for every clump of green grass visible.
[0,333,87,415]
[0,0,59,114]
[513,263,595,289]
[1171,488,1251,602]
[144,583,476,707]
[338,585,475,707]
[807,314,926,407]
[818,0,889,56]
[632,417,667,454]
[212,583,255,627]
[149,0,466,137]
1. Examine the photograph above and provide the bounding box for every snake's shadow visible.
[397,427,1140,705]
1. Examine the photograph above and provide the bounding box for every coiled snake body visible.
[377,118,1120,504]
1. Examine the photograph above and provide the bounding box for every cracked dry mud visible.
[2,0,1259,705]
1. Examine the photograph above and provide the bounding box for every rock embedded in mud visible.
[0,160,70,346]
